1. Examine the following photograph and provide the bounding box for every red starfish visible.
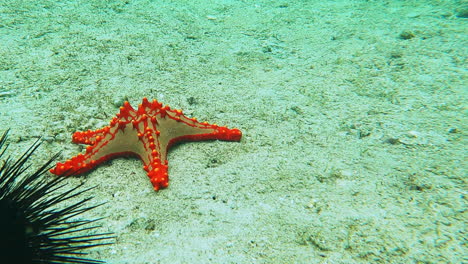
[50,98,242,191]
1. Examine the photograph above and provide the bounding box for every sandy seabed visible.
[0,1,466,263]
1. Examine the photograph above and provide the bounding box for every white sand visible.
[0,0,466,263]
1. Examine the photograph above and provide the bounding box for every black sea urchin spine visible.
[0,130,113,264]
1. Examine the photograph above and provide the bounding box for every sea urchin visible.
[0,130,113,264]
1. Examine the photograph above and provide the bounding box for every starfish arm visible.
[50,152,99,176]
[49,146,131,176]
[146,162,169,191]
[72,126,111,145]
[50,125,137,176]
[137,128,170,191]
[162,107,242,146]
[168,126,242,148]
[191,126,242,141]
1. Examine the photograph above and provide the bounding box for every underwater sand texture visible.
[0,0,466,263]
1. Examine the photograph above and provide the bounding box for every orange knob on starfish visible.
[50,98,242,191]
